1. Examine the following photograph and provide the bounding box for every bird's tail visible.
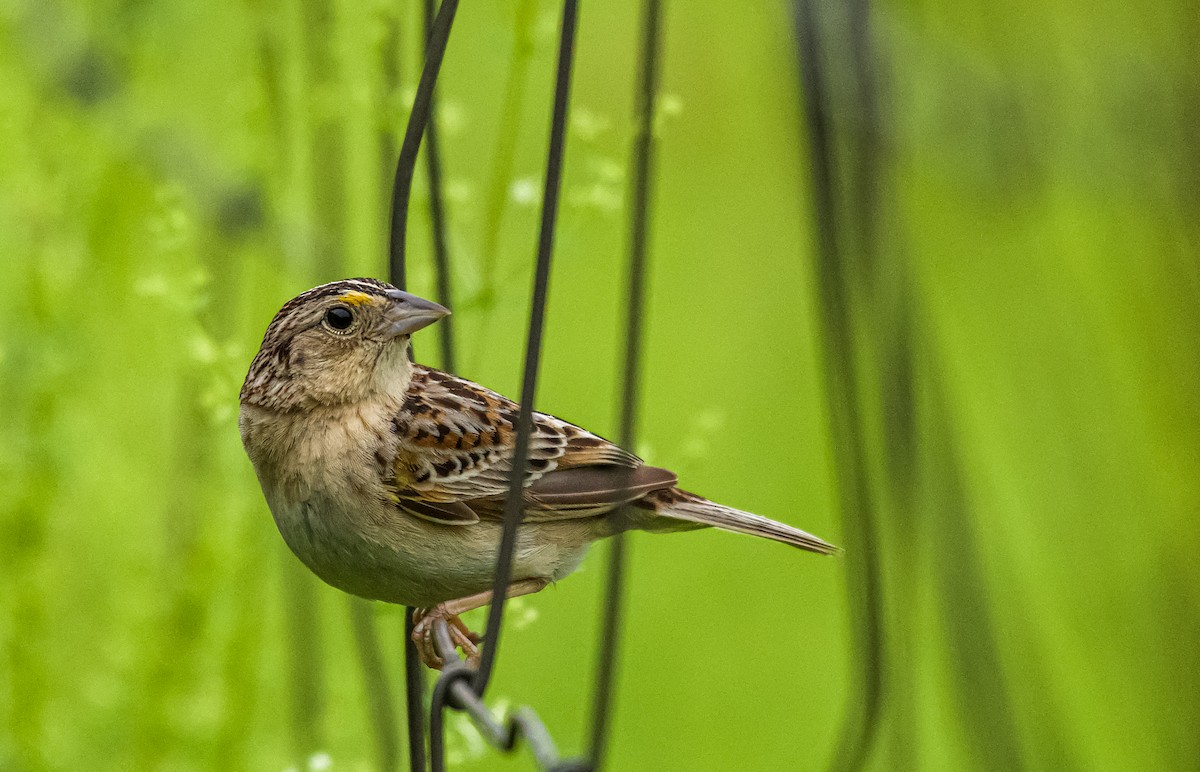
[631,487,840,556]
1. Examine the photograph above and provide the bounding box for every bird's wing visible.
[389,367,675,525]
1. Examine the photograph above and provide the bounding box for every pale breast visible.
[240,400,599,607]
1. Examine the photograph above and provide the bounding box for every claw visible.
[411,605,482,670]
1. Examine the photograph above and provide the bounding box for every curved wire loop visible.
[429,621,590,772]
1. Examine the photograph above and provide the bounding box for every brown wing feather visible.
[399,498,480,526]
[525,465,676,512]
[390,366,655,522]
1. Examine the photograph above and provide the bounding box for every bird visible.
[239,278,838,669]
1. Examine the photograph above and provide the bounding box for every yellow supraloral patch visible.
[339,291,375,307]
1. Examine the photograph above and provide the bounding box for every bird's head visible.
[240,278,449,411]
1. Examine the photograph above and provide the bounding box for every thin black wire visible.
[403,615,426,772]
[401,346,427,723]
[423,0,456,371]
[468,0,581,696]
[425,1,583,756]
[384,2,659,769]
[585,0,662,766]
[389,0,461,290]
[389,4,461,770]
[791,2,885,770]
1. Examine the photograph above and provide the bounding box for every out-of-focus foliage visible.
[0,1,1195,770]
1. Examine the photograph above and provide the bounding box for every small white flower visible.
[659,93,684,116]
[570,106,610,141]
[509,177,541,206]
[445,179,474,204]
[437,100,467,134]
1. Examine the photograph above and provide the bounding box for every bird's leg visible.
[411,578,549,669]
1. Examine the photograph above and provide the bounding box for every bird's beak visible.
[381,289,450,338]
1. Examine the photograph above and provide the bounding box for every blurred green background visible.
[1,0,1197,770]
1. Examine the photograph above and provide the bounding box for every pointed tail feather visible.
[634,487,840,555]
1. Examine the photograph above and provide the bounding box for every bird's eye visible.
[324,306,354,331]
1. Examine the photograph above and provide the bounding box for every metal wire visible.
[388,4,461,770]
[423,2,589,769]
[468,0,580,696]
[423,0,457,372]
[387,1,664,769]
[429,623,589,772]
[389,0,460,291]
[586,0,663,766]
[386,0,574,767]
[403,614,426,772]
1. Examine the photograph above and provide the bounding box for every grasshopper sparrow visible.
[239,278,838,668]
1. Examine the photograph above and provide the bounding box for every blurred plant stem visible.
[793,1,886,767]
[349,598,401,771]
[1,355,56,771]
[466,0,539,371]
[477,0,539,291]
[795,1,1034,769]
[251,0,331,761]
